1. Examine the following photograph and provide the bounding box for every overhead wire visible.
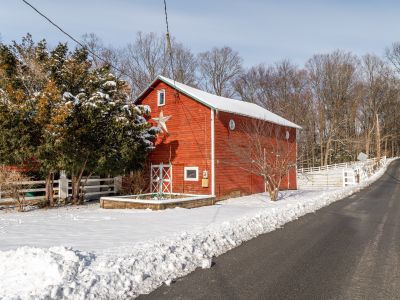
[22,0,211,167]
[163,0,175,87]
[21,0,131,78]
[162,0,210,168]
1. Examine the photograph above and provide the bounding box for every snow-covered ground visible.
[0,159,394,299]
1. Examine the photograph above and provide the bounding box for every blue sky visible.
[1,0,399,67]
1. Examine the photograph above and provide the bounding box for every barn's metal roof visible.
[137,75,302,129]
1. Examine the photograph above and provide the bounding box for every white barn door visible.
[150,163,172,194]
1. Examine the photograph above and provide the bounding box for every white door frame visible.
[150,163,173,194]
[211,109,215,196]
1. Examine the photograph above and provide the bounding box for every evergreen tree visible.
[0,35,159,205]
[0,42,36,167]
[57,66,159,204]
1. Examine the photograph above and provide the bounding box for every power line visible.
[163,0,175,82]
[22,0,211,166]
[21,0,130,78]
[163,0,170,40]
[162,0,209,168]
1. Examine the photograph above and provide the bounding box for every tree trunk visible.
[80,172,93,204]
[376,113,381,161]
[324,137,332,166]
[311,141,315,167]
[45,172,54,206]
[265,177,281,202]
[71,160,88,205]
[320,142,324,167]
[71,175,80,205]
[392,139,395,158]
[268,187,279,201]
[384,137,388,157]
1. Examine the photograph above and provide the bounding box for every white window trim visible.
[157,89,166,106]
[184,166,199,181]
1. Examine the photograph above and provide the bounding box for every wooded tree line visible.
[83,32,400,167]
[1,32,400,177]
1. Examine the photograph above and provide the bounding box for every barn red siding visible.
[138,82,213,195]
[214,111,297,197]
[138,79,298,198]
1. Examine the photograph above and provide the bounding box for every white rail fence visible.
[297,156,386,189]
[297,157,384,173]
[0,175,121,204]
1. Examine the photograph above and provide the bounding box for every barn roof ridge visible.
[138,75,302,129]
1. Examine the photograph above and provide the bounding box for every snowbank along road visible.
[140,159,400,299]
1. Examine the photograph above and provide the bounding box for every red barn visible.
[135,76,301,198]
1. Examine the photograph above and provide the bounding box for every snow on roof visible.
[139,75,302,129]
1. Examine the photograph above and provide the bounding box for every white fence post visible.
[297,157,384,189]
[59,171,69,201]
[114,176,122,194]
[0,172,119,205]
[342,169,346,187]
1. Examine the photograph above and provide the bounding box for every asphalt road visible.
[139,159,400,300]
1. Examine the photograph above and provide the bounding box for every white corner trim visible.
[211,109,215,196]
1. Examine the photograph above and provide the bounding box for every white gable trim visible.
[211,108,215,196]
[135,75,302,130]
[135,76,215,110]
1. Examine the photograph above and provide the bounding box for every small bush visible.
[0,167,32,212]
[121,169,150,195]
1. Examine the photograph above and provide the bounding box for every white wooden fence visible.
[298,157,384,173]
[297,157,386,189]
[0,175,120,204]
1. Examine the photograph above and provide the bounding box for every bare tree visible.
[385,42,400,73]
[226,119,296,201]
[121,32,198,97]
[306,50,360,165]
[235,62,315,168]
[234,49,400,165]
[384,43,400,157]
[167,42,198,86]
[198,46,243,97]
[82,33,105,69]
[122,32,168,96]
[360,54,393,160]
[234,63,271,104]
[0,167,32,212]
[82,33,125,76]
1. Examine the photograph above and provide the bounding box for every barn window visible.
[157,89,165,106]
[184,167,198,181]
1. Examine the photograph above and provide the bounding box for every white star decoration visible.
[152,111,171,133]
